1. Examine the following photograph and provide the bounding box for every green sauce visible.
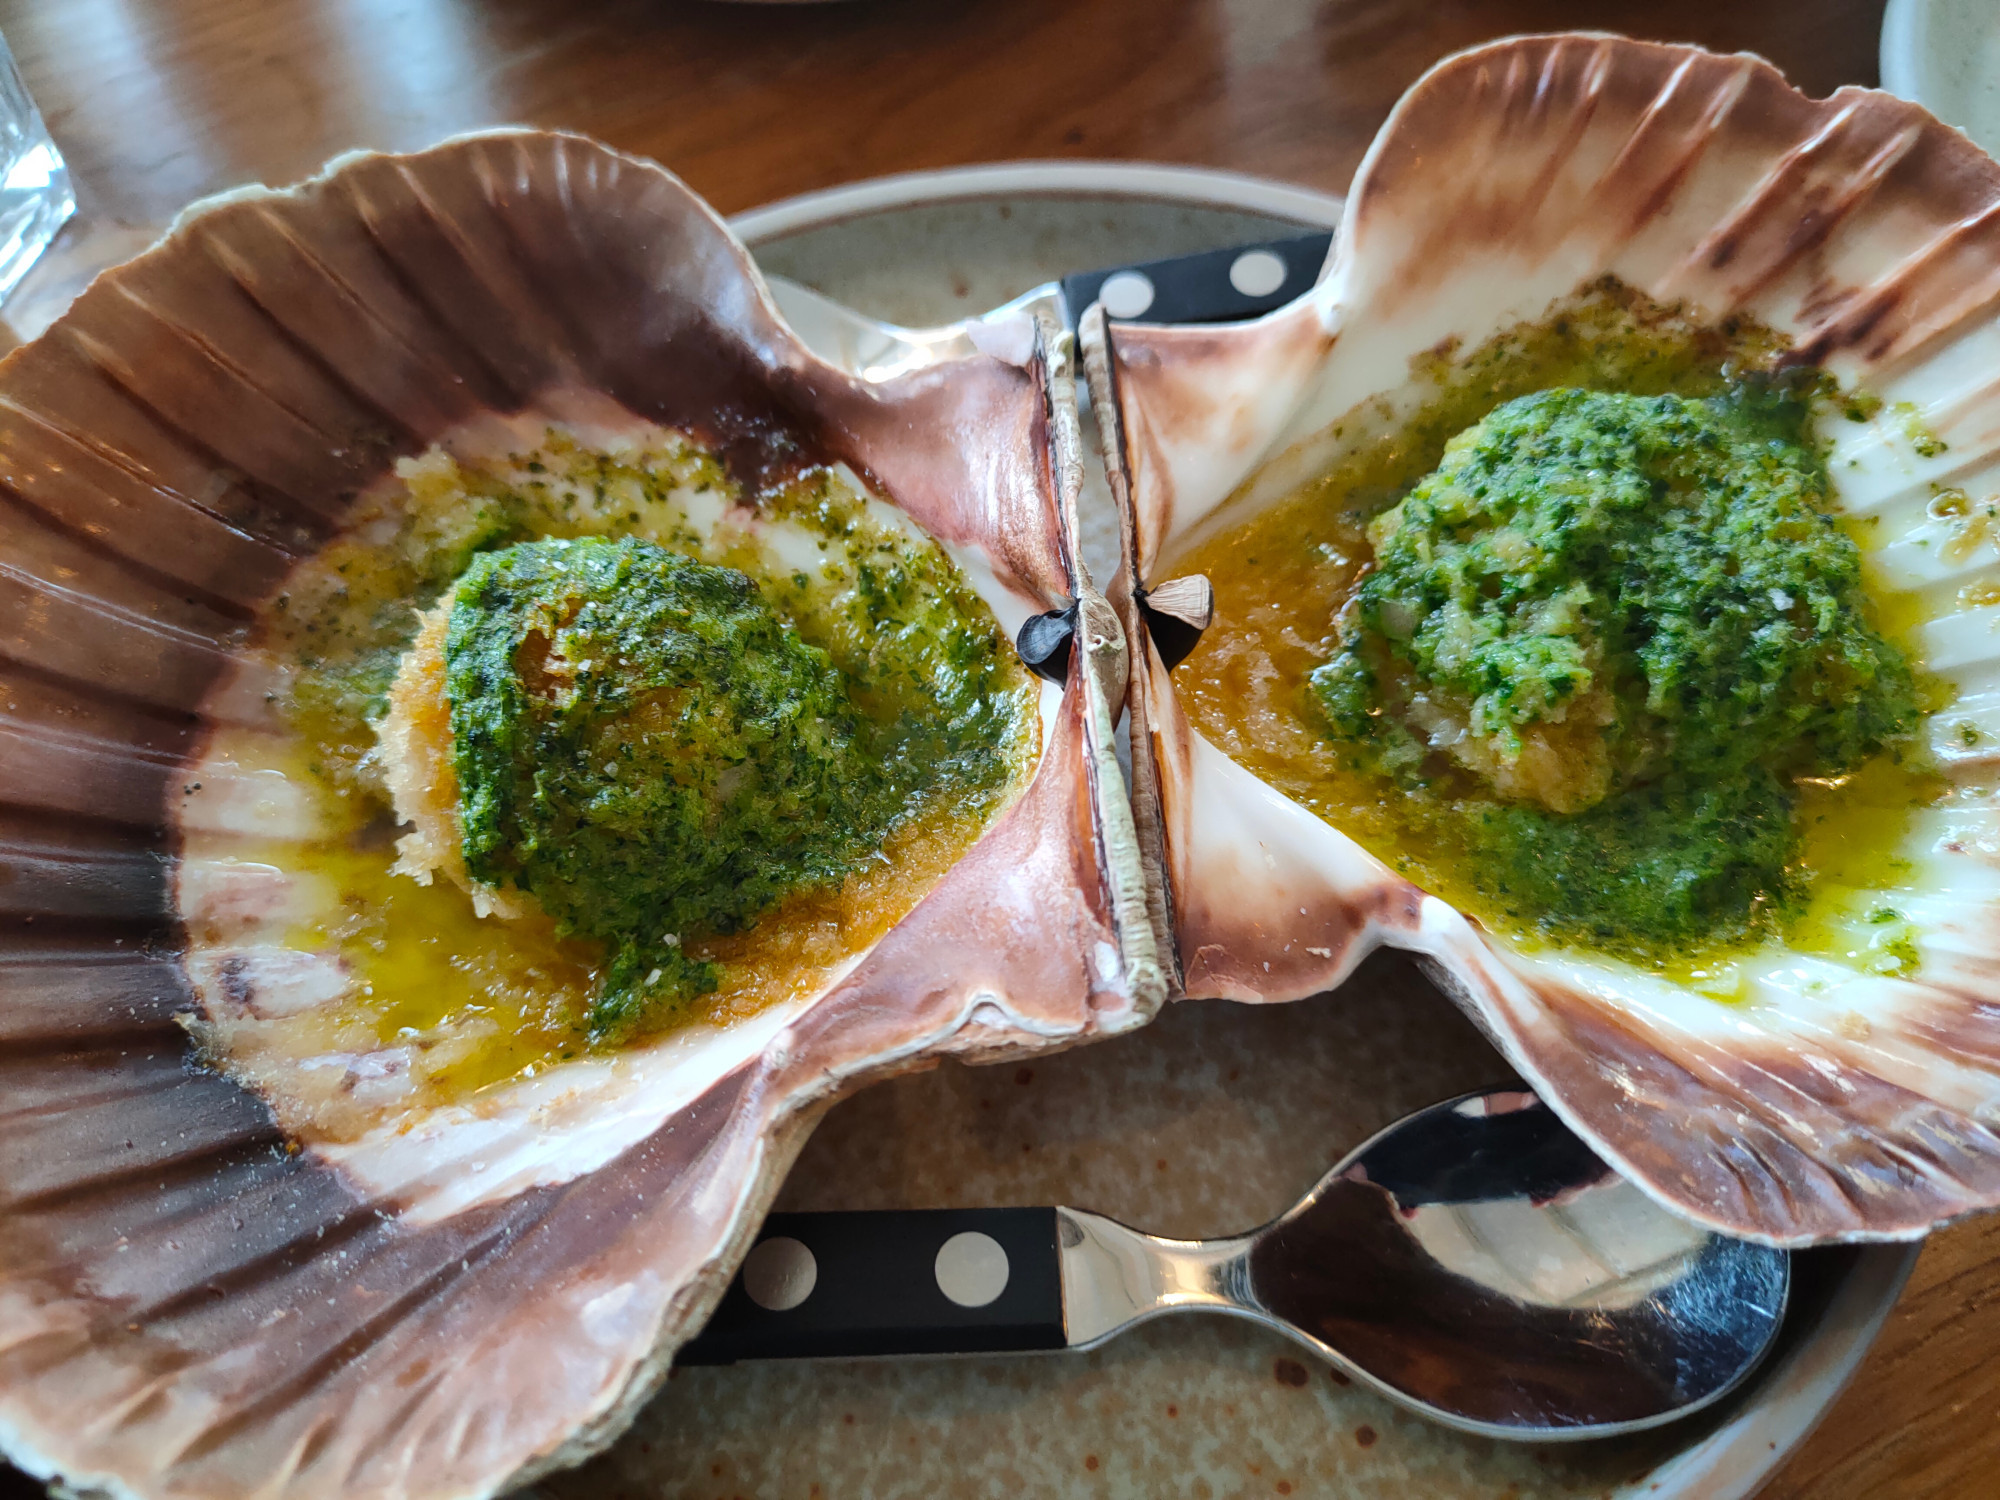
[446,538,869,1023]
[442,523,1030,1035]
[1312,383,1920,955]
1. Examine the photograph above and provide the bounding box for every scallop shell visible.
[1085,33,2000,1247]
[0,132,1160,1499]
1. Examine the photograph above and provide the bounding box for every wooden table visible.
[0,1,1989,1496]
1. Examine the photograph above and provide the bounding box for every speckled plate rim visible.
[1881,0,2000,156]
[728,159,1349,242]
[1634,1244,1915,1497]
[1880,0,1931,99]
[727,161,1914,1500]
[1881,0,1954,128]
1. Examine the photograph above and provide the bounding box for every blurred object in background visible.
[1881,0,2000,153]
[0,26,67,303]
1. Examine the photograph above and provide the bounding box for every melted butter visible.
[289,827,601,1096]
[264,760,988,1104]
[1168,280,1944,988]
[1778,755,1937,981]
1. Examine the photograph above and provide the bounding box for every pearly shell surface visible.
[0,132,1158,1500]
[1088,32,2000,1247]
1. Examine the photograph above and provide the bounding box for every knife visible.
[763,230,1333,383]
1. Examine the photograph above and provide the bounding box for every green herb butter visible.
[1312,383,1920,953]
[443,534,1019,1034]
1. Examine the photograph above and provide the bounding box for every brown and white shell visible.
[0,132,1160,1500]
[1085,32,2000,1249]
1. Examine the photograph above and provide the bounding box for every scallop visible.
[0,133,1159,1499]
[1085,33,2000,1247]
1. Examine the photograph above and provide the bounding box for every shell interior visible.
[0,132,1157,1500]
[1090,34,2000,1246]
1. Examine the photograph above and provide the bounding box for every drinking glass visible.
[0,30,72,303]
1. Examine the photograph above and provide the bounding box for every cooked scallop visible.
[378,597,509,910]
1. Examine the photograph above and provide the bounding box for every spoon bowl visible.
[1062,1089,1788,1438]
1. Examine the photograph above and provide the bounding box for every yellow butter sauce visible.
[1165,280,1944,989]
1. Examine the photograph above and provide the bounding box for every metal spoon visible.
[680,1087,1790,1440]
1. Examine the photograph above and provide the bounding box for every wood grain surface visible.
[0,1,1990,1497]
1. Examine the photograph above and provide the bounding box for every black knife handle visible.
[1062,230,1333,327]
[678,1207,1066,1364]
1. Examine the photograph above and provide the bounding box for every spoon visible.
[679,1087,1790,1440]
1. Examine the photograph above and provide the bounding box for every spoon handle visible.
[677,1208,1066,1365]
[1057,1208,1256,1348]
[677,1204,1261,1365]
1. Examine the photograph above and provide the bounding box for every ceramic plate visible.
[1882,0,2000,154]
[505,163,1917,1500]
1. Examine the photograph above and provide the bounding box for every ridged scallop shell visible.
[1085,33,2000,1247]
[0,132,1159,1499]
